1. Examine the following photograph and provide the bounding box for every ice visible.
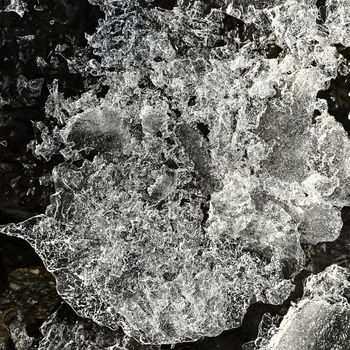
[252,265,350,350]
[3,0,350,345]
[4,0,28,17]
[38,306,160,350]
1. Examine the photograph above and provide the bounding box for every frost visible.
[255,265,350,350]
[3,0,350,345]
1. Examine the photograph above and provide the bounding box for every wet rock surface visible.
[0,236,60,349]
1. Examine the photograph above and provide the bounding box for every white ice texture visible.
[251,265,350,350]
[3,0,350,345]
[4,0,27,17]
[37,307,160,350]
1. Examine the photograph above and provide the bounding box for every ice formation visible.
[3,0,350,345]
[248,265,350,350]
[4,0,28,17]
[38,306,160,350]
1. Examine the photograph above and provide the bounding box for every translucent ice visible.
[38,307,160,350]
[4,0,28,17]
[254,265,350,350]
[3,0,350,345]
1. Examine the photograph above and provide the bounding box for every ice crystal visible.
[256,265,350,350]
[3,0,350,345]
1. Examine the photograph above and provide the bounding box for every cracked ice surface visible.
[252,265,350,350]
[3,0,350,345]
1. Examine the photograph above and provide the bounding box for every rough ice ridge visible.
[3,0,350,345]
